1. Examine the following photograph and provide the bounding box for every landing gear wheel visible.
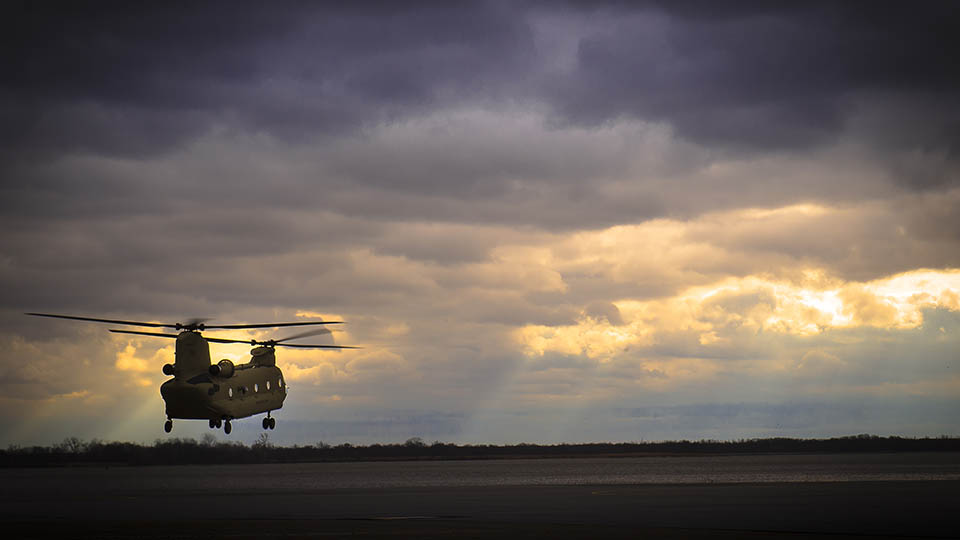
[262,417,270,430]
[164,420,173,433]
[224,420,232,435]
[209,419,217,429]
[216,419,222,428]
[269,417,276,430]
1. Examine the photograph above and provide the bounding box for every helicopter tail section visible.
[174,331,211,376]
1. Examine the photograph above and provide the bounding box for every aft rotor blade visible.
[28,313,342,331]
[202,321,343,329]
[109,329,180,339]
[202,336,256,345]
[27,313,173,328]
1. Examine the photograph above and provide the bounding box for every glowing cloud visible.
[517,269,960,360]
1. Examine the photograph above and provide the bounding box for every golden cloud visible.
[113,341,174,374]
[516,269,960,360]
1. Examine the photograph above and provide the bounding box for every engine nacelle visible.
[209,359,235,378]
[162,364,175,376]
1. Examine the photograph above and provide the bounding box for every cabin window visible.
[266,380,271,390]
[228,387,233,398]
[254,383,259,393]
[279,377,283,388]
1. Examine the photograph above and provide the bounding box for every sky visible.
[2,1,959,447]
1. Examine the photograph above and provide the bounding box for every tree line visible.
[3,434,959,468]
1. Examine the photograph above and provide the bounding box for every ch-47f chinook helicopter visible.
[27,313,357,435]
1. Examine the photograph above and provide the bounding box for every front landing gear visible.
[262,413,276,430]
[164,419,173,433]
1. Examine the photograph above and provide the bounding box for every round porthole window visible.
[254,383,259,393]
[278,378,283,388]
[266,380,271,390]
[228,387,233,398]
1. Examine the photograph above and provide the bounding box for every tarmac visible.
[5,479,958,538]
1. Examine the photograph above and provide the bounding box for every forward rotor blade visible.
[202,321,343,329]
[273,342,360,349]
[202,335,359,349]
[274,328,332,343]
[109,329,180,339]
[28,313,173,328]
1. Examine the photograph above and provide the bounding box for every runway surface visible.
[4,456,958,538]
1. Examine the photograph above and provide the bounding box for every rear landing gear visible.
[164,419,173,433]
[263,414,276,430]
[224,419,232,435]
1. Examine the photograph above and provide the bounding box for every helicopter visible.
[26,313,357,435]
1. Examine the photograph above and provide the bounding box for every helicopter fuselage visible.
[160,332,286,427]
[160,364,286,421]
[26,313,350,435]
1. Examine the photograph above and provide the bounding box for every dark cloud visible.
[2,1,535,160]
[585,301,624,325]
[683,191,960,282]
[547,2,960,156]
[5,2,957,164]
[3,2,960,445]
[3,2,956,243]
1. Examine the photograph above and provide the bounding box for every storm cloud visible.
[2,2,959,445]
